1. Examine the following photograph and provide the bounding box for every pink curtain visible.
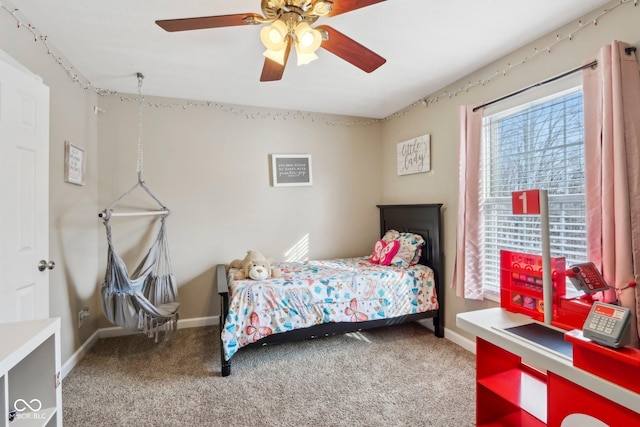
[453,106,484,299]
[583,41,640,348]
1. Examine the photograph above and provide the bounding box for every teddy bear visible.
[228,250,282,280]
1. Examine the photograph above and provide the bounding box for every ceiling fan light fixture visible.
[293,22,321,66]
[260,19,289,50]
[294,22,322,53]
[156,0,387,82]
[295,48,318,66]
[263,45,288,65]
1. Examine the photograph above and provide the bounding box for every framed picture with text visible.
[271,154,313,187]
[64,141,86,185]
[397,134,430,176]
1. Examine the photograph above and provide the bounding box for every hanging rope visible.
[99,73,178,341]
[99,72,168,218]
[136,72,144,182]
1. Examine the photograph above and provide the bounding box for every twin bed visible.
[216,204,444,376]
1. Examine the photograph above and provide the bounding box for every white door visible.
[0,51,50,322]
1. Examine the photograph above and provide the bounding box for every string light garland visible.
[0,3,377,127]
[0,3,100,92]
[389,0,639,119]
[110,94,380,127]
[1,0,637,125]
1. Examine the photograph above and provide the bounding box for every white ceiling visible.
[4,0,610,118]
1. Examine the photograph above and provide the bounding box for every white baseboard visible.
[176,315,219,329]
[61,316,220,380]
[413,319,476,354]
[61,328,101,379]
[62,315,475,381]
[97,315,220,339]
[444,327,476,354]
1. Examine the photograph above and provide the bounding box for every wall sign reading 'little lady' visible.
[271,154,313,187]
[397,134,431,176]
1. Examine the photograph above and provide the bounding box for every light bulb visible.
[300,32,315,48]
[294,22,322,56]
[268,27,284,44]
[260,20,289,51]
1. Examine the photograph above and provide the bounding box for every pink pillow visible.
[370,239,400,266]
[370,239,385,264]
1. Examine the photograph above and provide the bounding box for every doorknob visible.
[38,260,56,271]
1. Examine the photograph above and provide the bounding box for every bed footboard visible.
[216,264,231,377]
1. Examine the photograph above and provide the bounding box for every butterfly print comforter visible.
[221,257,437,361]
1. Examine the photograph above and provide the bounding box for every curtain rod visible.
[472,46,637,113]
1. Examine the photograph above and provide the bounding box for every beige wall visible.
[2,0,639,365]
[96,97,383,324]
[381,0,640,340]
[0,11,100,362]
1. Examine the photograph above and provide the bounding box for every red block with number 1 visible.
[512,189,541,215]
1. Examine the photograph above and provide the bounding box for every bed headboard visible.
[377,204,444,332]
[377,204,443,274]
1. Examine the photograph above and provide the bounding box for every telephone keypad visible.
[589,314,616,333]
[567,262,609,293]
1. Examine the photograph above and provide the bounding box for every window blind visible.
[480,88,588,296]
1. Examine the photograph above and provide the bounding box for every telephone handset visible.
[566,262,609,293]
[583,302,631,348]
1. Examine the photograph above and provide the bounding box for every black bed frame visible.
[217,204,444,377]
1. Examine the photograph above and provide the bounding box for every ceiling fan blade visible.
[156,13,261,32]
[316,25,386,73]
[260,40,292,82]
[327,0,386,17]
[260,59,286,82]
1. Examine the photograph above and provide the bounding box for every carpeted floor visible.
[62,323,476,426]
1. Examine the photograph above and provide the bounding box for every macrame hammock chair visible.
[99,73,179,341]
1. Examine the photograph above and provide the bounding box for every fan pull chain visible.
[136,72,144,182]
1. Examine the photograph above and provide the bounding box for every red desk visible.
[457,308,640,426]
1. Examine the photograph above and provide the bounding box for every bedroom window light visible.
[480,84,588,300]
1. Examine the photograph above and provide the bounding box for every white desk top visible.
[0,317,60,374]
[457,308,640,414]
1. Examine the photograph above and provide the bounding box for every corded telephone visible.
[566,262,609,293]
[565,263,632,348]
[582,302,631,348]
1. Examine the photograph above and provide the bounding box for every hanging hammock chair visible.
[100,201,180,341]
[99,72,179,341]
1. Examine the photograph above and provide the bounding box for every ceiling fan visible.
[156,0,387,82]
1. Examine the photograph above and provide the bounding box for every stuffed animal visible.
[228,250,281,280]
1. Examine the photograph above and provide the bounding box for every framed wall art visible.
[64,141,86,185]
[397,134,431,176]
[271,154,313,187]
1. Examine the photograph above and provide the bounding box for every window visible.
[480,86,588,298]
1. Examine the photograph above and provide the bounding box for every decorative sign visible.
[512,190,541,215]
[64,141,86,185]
[397,134,431,176]
[271,154,313,187]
